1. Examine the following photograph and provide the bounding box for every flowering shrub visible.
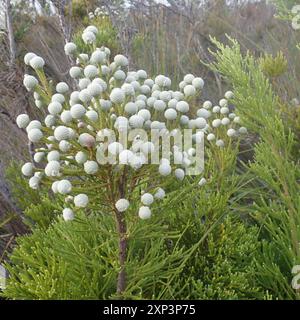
[17,25,246,294]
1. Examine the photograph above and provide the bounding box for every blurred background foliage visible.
[0,0,300,299]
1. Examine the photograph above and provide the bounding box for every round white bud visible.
[64,42,77,55]
[24,52,36,65]
[45,160,60,177]
[75,151,88,164]
[22,162,34,176]
[54,126,70,141]
[29,56,45,69]
[74,194,89,208]
[78,133,95,147]
[114,54,128,67]
[176,101,189,113]
[138,206,152,219]
[48,101,62,115]
[16,114,30,128]
[115,198,130,212]
[84,160,99,174]
[56,82,69,94]
[63,208,74,221]
[71,104,86,119]
[198,177,207,186]
[175,168,185,181]
[164,108,177,120]
[57,180,72,194]
[110,88,125,104]
[28,128,43,142]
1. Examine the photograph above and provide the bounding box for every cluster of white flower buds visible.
[88,6,110,20]
[18,24,247,222]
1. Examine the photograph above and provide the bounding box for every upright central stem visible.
[116,211,127,295]
[115,167,128,295]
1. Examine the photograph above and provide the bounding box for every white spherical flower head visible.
[115,198,130,212]
[239,127,247,134]
[220,107,229,114]
[139,206,151,219]
[159,162,172,176]
[216,139,225,148]
[129,115,144,128]
[207,133,215,142]
[141,193,154,206]
[59,140,71,152]
[203,101,212,109]
[44,115,55,128]
[69,66,82,79]
[75,151,88,164]
[124,102,138,115]
[84,65,98,79]
[85,25,98,35]
[219,99,228,108]
[195,117,207,129]
[119,150,134,164]
[114,54,128,67]
[26,120,41,132]
[57,179,72,194]
[197,108,211,119]
[86,110,99,122]
[28,128,43,142]
[212,119,221,128]
[110,88,125,104]
[29,176,40,189]
[84,160,99,174]
[225,91,234,100]
[74,194,89,208]
[153,100,166,112]
[164,108,177,121]
[233,116,240,124]
[34,152,45,163]
[198,177,207,186]
[212,106,221,113]
[63,208,74,221]
[70,104,86,119]
[60,110,72,124]
[154,188,165,200]
[16,114,30,128]
[22,162,34,177]
[48,101,62,115]
[24,52,36,65]
[78,133,95,147]
[54,126,70,141]
[45,160,60,177]
[192,77,204,89]
[227,128,236,137]
[87,83,102,97]
[221,117,230,126]
[47,150,60,162]
[184,85,196,97]
[138,109,151,121]
[82,31,96,44]
[114,70,126,81]
[176,101,189,113]
[56,82,69,94]
[183,74,195,84]
[90,50,106,64]
[51,181,59,193]
[29,56,45,69]
[175,168,185,181]
[23,75,38,90]
[64,42,77,55]
[108,142,124,155]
